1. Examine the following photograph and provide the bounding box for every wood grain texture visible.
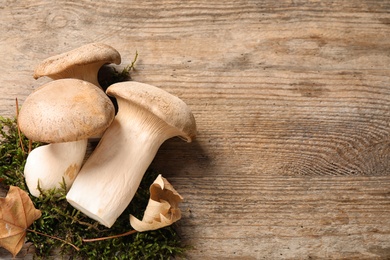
[1,0,390,259]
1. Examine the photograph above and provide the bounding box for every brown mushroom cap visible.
[19,79,115,143]
[33,43,121,82]
[106,81,197,142]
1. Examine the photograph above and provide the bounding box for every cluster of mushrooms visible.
[17,43,197,229]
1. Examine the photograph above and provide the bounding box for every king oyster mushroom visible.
[66,81,197,227]
[33,43,121,88]
[18,79,115,197]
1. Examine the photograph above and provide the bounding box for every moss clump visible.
[98,51,138,89]
[0,116,186,259]
[0,116,40,190]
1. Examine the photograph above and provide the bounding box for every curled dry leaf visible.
[130,174,183,232]
[0,186,41,257]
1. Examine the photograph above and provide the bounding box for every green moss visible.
[0,116,186,259]
[98,51,138,90]
[0,116,40,190]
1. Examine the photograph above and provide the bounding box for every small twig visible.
[68,213,101,231]
[121,51,138,75]
[15,98,26,154]
[28,139,32,153]
[27,228,80,251]
[82,229,138,242]
[130,50,138,70]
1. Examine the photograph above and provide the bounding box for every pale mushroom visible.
[18,79,115,197]
[66,81,196,228]
[33,43,121,88]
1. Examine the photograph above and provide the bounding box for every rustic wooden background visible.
[1,0,390,259]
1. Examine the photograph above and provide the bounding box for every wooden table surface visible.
[1,1,390,259]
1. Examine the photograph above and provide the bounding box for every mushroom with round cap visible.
[33,43,121,88]
[18,78,115,197]
[66,81,196,228]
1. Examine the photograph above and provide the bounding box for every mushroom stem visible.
[46,63,103,88]
[24,139,88,197]
[66,103,182,228]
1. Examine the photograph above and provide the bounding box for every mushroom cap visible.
[106,81,197,142]
[33,43,121,80]
[19,79,115,143]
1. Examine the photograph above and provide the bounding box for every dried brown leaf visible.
[0,186,41,257]
[130,174,183,232]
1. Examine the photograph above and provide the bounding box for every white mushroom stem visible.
[66,104,182,228]
[24,139,87,197]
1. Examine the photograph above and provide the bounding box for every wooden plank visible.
[1,0,390,258]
